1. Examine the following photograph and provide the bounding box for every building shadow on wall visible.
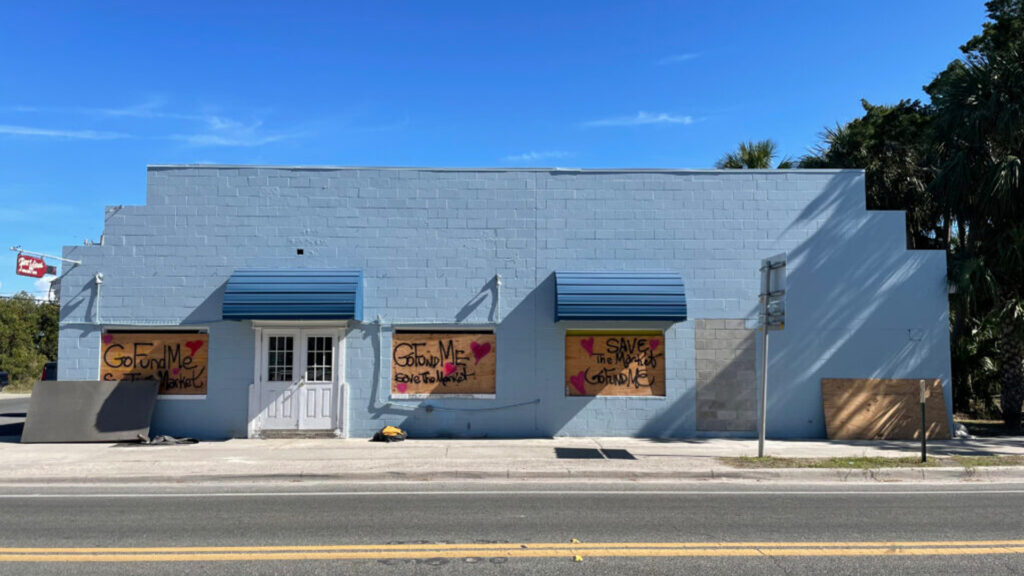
[639,346,759,439]
[362,273,594,438]
[60,278,94,326]
[531,274,683,437]
[183,281,227,325]
[355,173,946,440]
[455,276,499,323]
[640,173,949,440]
[765,175,950,439]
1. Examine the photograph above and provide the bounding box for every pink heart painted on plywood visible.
[649,338,660,352]
[172,368,180,376]
[580,337,595,356]
[185,340,204,356]
[102,334,114,344]
[443,362,458,377]
[395,382,408,394]
[470,341,492,364]
[569,370,587,395]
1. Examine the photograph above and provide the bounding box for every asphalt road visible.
[0,482,1023,575]
[0,394,28,441]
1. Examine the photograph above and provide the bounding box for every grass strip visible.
[722,456,941,469]
[723,454,1024,469]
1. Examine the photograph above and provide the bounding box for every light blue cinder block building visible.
[57,166,952,440]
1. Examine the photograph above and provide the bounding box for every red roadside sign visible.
[16,253,46,278]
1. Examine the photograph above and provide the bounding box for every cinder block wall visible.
[695,319,757,432]
[58,167,952,439]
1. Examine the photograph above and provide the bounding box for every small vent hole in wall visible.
[296,249,304,255]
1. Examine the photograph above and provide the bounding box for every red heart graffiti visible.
[569,370,587,395]
[395,382,408,394]
[185,340,204,356]
[443,362,457,377]
[649,338,660,352]
[102,334,114,344]
[470,341,491,363]
[580,337,595,356]
[172,368,180,376]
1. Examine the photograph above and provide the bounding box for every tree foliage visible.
[0,293,57,389]
[926,0,1024,431]
[799,100,942,249]
[802,0,1024,429]
[716,139,794,169]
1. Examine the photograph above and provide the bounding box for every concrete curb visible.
[0,466,1020,485]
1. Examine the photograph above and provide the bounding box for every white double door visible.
[259,328,340,431]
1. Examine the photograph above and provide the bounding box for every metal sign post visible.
[758,254,786,458]
[920,379,927,463]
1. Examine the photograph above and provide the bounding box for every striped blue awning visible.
[222,269,363,321]
[555,271,687,322]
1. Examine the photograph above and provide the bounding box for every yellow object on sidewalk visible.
[372,426,408,442]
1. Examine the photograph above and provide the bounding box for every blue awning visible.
[555,271,687,322]
[223,269,363,321]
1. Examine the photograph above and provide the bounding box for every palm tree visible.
[926,1,1024,431]
[715,139,794,169]
[797,99,941,250]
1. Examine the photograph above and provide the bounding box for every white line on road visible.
[2,489,1024,498]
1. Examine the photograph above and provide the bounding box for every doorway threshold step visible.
[259,430,339,439]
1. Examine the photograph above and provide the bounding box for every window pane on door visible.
[306,336,333,382]
[267,336,294,381]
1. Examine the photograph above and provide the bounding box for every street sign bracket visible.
[9,246,81,266]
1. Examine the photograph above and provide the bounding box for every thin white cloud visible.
[4,100,298,147]
[172,133,292,147]
[582,112,694,128]
[171,118,296,147]
[657,53,699,65]
[96,98,171,118]
[0,124,129,140]
[501,150,571,163]
[4,98,191,120]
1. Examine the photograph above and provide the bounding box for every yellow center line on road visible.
[1,546,1024,562]
[4,540,1024,554]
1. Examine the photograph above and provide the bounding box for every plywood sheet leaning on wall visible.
[391,331,496,396]
[566,331,666,396]
[821,378,950,440]
[101,333,208,395]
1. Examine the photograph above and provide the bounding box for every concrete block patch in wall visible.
[696,319,756,432]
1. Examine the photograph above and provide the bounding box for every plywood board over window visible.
[100,332,208,395]
[565,331,666,397]
[821,378,950,440]
[391,331,496,397]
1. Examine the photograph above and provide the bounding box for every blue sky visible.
[0,1,988,297]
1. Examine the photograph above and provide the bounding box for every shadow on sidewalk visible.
[555,447,637,460]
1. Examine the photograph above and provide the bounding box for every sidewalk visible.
[1,436,1022,484]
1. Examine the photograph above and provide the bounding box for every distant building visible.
[58,166,952,439]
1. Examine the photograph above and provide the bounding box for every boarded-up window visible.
[565,331,665,397]
[391,331,496,397]
[101,332,208,395]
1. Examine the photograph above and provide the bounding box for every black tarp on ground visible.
[21,380,159,443]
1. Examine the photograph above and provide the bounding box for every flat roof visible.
[148,164,862,174]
